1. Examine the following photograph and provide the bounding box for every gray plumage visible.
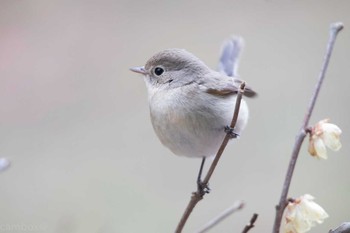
[130,46,256,158]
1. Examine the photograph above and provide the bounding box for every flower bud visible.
[284,194,328,233]
[308,119,342,159]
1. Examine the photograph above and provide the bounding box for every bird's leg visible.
[197,157,210,196]
[224,126,239,139]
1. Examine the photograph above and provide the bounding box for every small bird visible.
[130,37,256,188]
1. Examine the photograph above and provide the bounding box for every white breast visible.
[146,84,249,158]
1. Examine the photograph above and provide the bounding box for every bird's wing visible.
[203,74,257,98]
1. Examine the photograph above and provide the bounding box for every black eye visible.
[154,67,164,76]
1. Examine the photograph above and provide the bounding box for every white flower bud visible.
[308,119,342,159]
[284,194,328,233]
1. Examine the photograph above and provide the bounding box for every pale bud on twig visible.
[308,119,342,159]
[284,194,329,233]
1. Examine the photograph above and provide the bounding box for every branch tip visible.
[196,201,245,233]
[331,22,344,33]
[242,213,259,233]
[329,222,350,233]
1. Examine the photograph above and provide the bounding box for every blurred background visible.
[0,1,349,232]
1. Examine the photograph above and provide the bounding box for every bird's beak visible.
[130,66,148,75]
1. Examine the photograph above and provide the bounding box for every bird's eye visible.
[154,67,164,76]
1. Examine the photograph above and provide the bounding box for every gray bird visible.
[130,37,256,189]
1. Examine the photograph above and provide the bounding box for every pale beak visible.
[130,66,148,75]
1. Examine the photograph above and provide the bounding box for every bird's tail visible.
[217,36,245,78]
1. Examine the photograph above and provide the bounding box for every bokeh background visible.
[0,1,349,232]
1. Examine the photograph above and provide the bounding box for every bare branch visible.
[175,83,246,233]
[196,201,245,233]
[272,22,344,233]
[242,213,258,233]
[203,82,245,185]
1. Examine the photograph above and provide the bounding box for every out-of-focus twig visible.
[329,222,350,233]
[196,201,245,233]
[0,158,11,172]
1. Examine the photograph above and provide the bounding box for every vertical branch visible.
[272,22,344,233]
[175,83,246,233]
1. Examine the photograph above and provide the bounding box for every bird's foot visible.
[197,180,211,196]
[224,126,239,139]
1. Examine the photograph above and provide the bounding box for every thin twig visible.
[203,82,245,185]
[196,201,245,233]
[242,213,258,233]
[175,83,246,233]
[272,22,344,233]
